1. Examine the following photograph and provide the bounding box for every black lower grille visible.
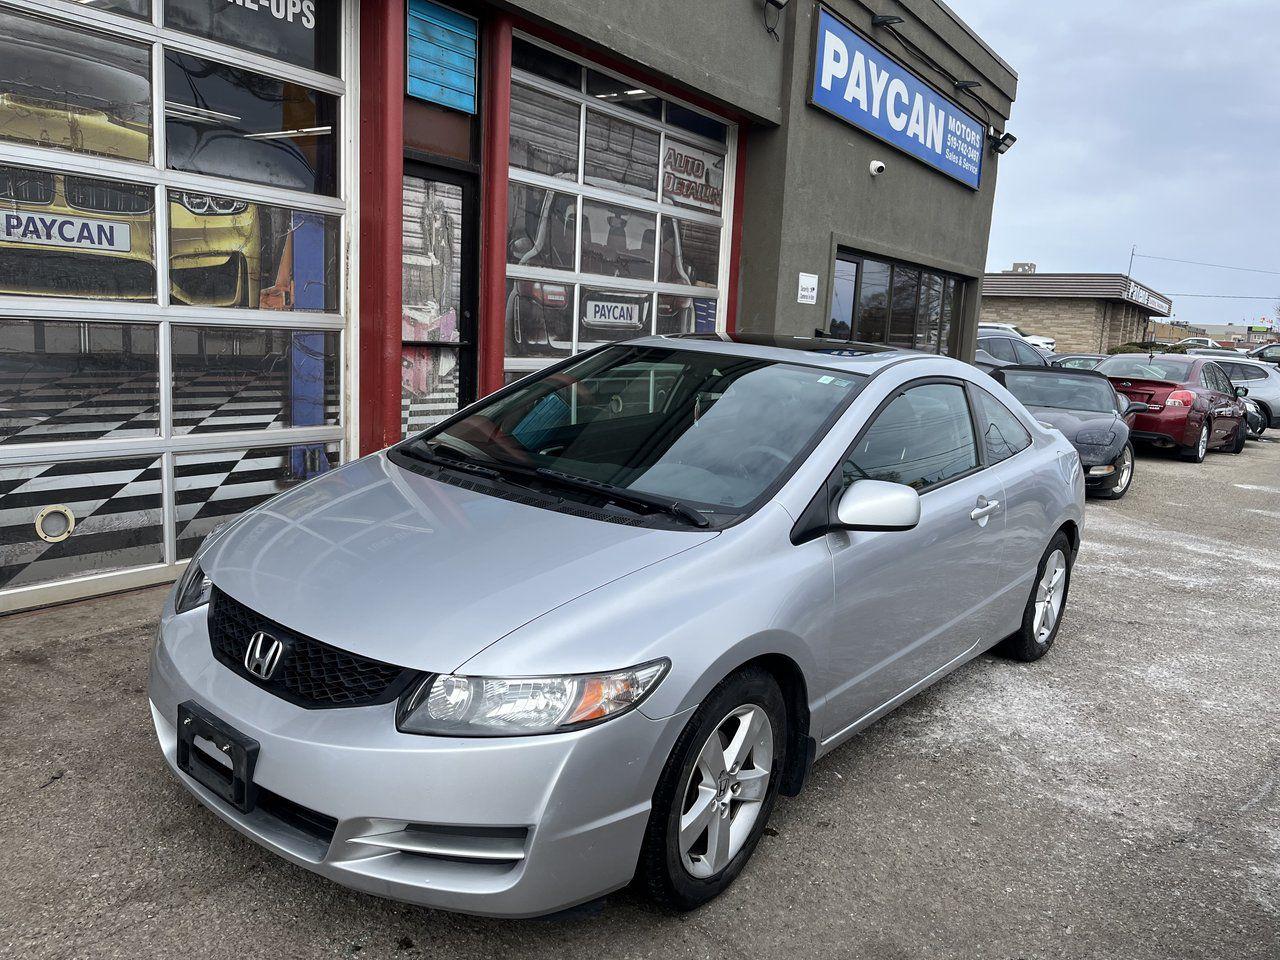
[0,166,54,204]
[257,787,338,844]
[208,587,418,709]
[65,176,154,214]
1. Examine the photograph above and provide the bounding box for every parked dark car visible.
[1051,354,1105,370]
[1094,354,1247,462]
[993,366,1141,499]
[977,334,1050,371]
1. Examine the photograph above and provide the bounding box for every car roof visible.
[640,333,933,374]
[994,364,1112,382]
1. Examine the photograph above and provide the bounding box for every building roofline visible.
[929,0,1019,79]
[981,272,1173,318]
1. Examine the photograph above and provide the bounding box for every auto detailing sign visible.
[2,212,130,252]
[662,142,724,214]
[809,7,984,189]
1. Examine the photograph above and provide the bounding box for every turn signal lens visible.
[396,660,669,737]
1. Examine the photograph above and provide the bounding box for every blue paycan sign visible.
[809,7,985,189]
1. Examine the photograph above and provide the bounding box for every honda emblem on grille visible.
[244,631,283,680]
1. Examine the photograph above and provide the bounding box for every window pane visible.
[510,84,579,178]
[0,165,157,301]
[165,0,340,74]
[981,337,1017,362]
[1012,340,1043,365]
[169,192,339,311]
[175,442,339,559]
[940,278,960,356]
[403,176,462,342]
[973,388,1031,464]
[585,70,662,118]
[580,201,656,280]
[165,52,339,195]
[656,295,716,335]
[578,286,651,347]
[507,183,577,270]
[512,38,581,89]
[889,266,920,348]
[0,454,163,590]
[828,259,858,339]
[0,319,158,444]
[505,278,573,360]
[661,140,725,215]
[659,217,719,288]
[846,382,977,490]
[666,103,726,143]
[171,326,339,435]
[0,11,152,163]
[919,273,943,353]
[402,345,460,436]
[584,110,659,199]
[854,259,890,343]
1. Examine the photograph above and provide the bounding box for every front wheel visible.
[1098,443,1134,499]
[1230,420,1247,454]
[995,532,1074,662]
[1180,422,1209,462]
[638,667,786,911]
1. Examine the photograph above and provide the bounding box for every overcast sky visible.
[956,0,1280,329]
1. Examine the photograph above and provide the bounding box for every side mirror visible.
[834,480,921,532]
[1124,399,1150,414]
[1235,385,1249,398]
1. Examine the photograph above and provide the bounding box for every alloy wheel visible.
[1115,447,1133,491]
[1033,549,1068,644]
[1198,425,1209,459]
[677,704,774,879]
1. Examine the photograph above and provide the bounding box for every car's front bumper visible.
[148,606,691,917]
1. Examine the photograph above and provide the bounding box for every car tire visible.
[994,531,1074,663]
[1180,422,1209,462]
[1097,443,1134,500]
[638,666,787,912]
[1230,421,1247,454]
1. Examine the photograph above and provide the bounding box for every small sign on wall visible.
[797,272,819,305]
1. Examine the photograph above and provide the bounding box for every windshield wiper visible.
[531,467,711,528]
[399,443,505,481]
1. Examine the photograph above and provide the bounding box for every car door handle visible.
[970,497,1001,521]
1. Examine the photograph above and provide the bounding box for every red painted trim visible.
[724,128,747,334]
[477,14,513,398]
[357,0,406,453]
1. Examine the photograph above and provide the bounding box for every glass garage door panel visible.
[174,442,340,560]
[0,455,163,589]
[0,319,159,444]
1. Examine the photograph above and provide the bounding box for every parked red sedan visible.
[1093,353,1247,462]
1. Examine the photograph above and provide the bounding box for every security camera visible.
[869,160,886,176]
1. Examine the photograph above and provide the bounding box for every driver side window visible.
[843,382,978,491]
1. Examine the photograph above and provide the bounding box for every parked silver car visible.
[149,334,1085,917]
[1210,356,1280,430]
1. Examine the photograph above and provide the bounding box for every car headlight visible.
[178,191,249,216]
[396,660,669,736]
[1076,429,1116,445]
[173,559,212,614]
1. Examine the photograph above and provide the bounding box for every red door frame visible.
[359,4,748,441]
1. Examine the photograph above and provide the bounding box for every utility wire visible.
[1134,253,1280,277]
[1166,293,1280,300]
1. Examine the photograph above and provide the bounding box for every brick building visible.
[980,272,1174,353]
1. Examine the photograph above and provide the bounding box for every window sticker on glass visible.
[661,139,725,214]
[165,0,339,75]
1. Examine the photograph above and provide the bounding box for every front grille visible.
[0,166,54,204]
[65,176,154,215]
[208,587,419,709]
[257,787,338,844]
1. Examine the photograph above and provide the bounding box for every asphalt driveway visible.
[2,439,1278,960]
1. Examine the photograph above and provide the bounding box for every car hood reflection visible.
[200,453,719,673]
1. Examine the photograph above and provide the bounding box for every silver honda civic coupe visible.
[149,334,1084,917]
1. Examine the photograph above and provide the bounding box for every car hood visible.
[199,453,718,672]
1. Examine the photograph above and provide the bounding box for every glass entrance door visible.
[401,164,478,436]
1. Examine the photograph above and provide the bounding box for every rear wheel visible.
[1098,443,1134,499]
[1230,420,1247,453]
[995,532,1073,662]
[638,667,786,911]
[1180,422,1209,462]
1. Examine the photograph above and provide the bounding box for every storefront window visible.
[0,164,157,301]
[889,266,920,348]
[831,251,962,355]
[165,52,339,195]
[165,0,340,75]
[0,12,152,163]
[0,319,159,444]
[829,259,858,339]
[168,192,339,311]
[506,36,733,383]
[580,200,655,280]
[171,325,339,435]
[403,175,462,342]
[856,260,891,342]
[919,273,943,352]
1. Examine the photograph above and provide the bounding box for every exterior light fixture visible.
[872,15,905,27]
[763,0,789,41]
[990,130,1017,155]
[954,80,982,91]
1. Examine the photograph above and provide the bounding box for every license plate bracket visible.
[176,700,260,813]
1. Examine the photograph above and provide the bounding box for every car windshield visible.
[1002,371,1117,414]
[398,345,865,520]
[1095,356,1194,382]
